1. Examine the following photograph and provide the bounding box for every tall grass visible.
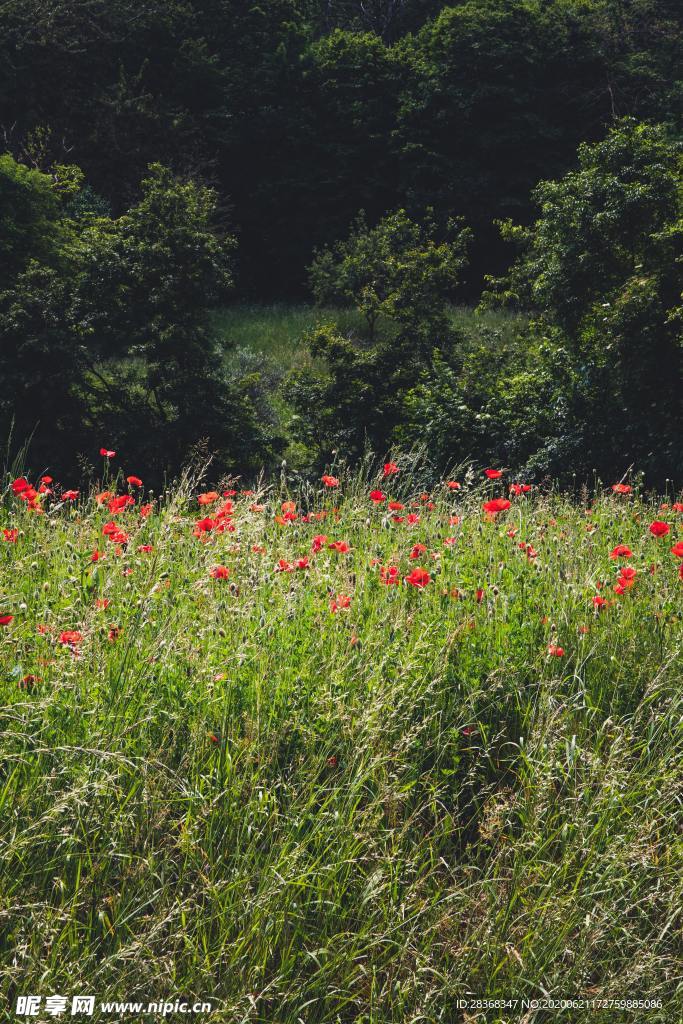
[0,458,681,1022]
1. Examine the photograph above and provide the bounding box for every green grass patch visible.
[0,459,680,1021]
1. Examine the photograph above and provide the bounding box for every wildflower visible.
[210,565,230,579]
[126,475,143,488]
[443,536,457,547]
[510,483,531,495]
[62,490,79,501]
[330,593,351,612]
[610,544,633,559]
[507,528,517,538]
[388,500,404,511]
[484,469,503,479]
[475,588,484,603]
[409,543,427,560]
[95,599,110,610]
[446,481,461,490]
[311,534,328,552]
[40,475,53,484]
[404,567,431,588]
[198,491,220,506]
[383,462,399,477]
[91,550,104,562]
[547,644,565,656]
[100,448,116,458]
[108,495,135,514]
[369,489,386,503]
[461,726,477,737]
[275,559,293,572]
[380,565,400,585]
[611,483,631,494]
[328,540,350,553]
[139,503,153,518]
[593,595,608,609]
[483,498,511,515]
[321,474,339,488]
[0,614,13,625]
[407,513,420,525]
[59,630,83,648]
[137,544,154,554]
[649,521,670,537]
[670,542,683,558]
[295,557,310,570]
[673,502,683,513]
[3,529,18,542]
[193,517,216,535]
[11,477,30,495]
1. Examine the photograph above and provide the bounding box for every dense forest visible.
[1,0,681,484]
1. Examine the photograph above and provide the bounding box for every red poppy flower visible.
[383,462,399,477]
[330,593,351,613]
[510,483,531,495]
[593,595,607,609]
[100,448,116,458]
[446,480,461,490]
[210,565,230,579]
[369,489,386,504]
[380,565,400,585]
[618,566,637,580]
[95,599,110,610]
[59,630,83,648]
[108,495,135,514]
[484,469,503,479]
[126,475,143,488]
[2,529,18,542]
[407,513,420,525]
[137,544,154,554]
[388,500,404,511]
[295,557,310,570]
[673,502,683,513]
[404,567,431,588]
[198,491,220,506]
[547,644,565,656]
[611,483,631,494]
[62,490,79,501]
[139,503,153,518]
[275,559,293,572]
[475,588,485,603]
[11,477,30,495]
[328,540,350,553]
[0,614,13,625]
[409,543,427,560]
[443,536,457,547]
[311,534,328,553]
[321,474,339,488]
[193,517,216,534]
[610,544,633,559]
[649,521,670,537]
[40,475,53,485]
[483,498,511,515]
[670,542,683,558]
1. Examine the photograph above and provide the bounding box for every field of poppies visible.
[0,454,681,1022]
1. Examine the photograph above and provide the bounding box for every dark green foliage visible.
[290,210,469,462]
[1,0,680,294]
[0,162,283,482]
[480,121,683,481]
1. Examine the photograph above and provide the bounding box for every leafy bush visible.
[290,210,469,464]
[0,161,283,482]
